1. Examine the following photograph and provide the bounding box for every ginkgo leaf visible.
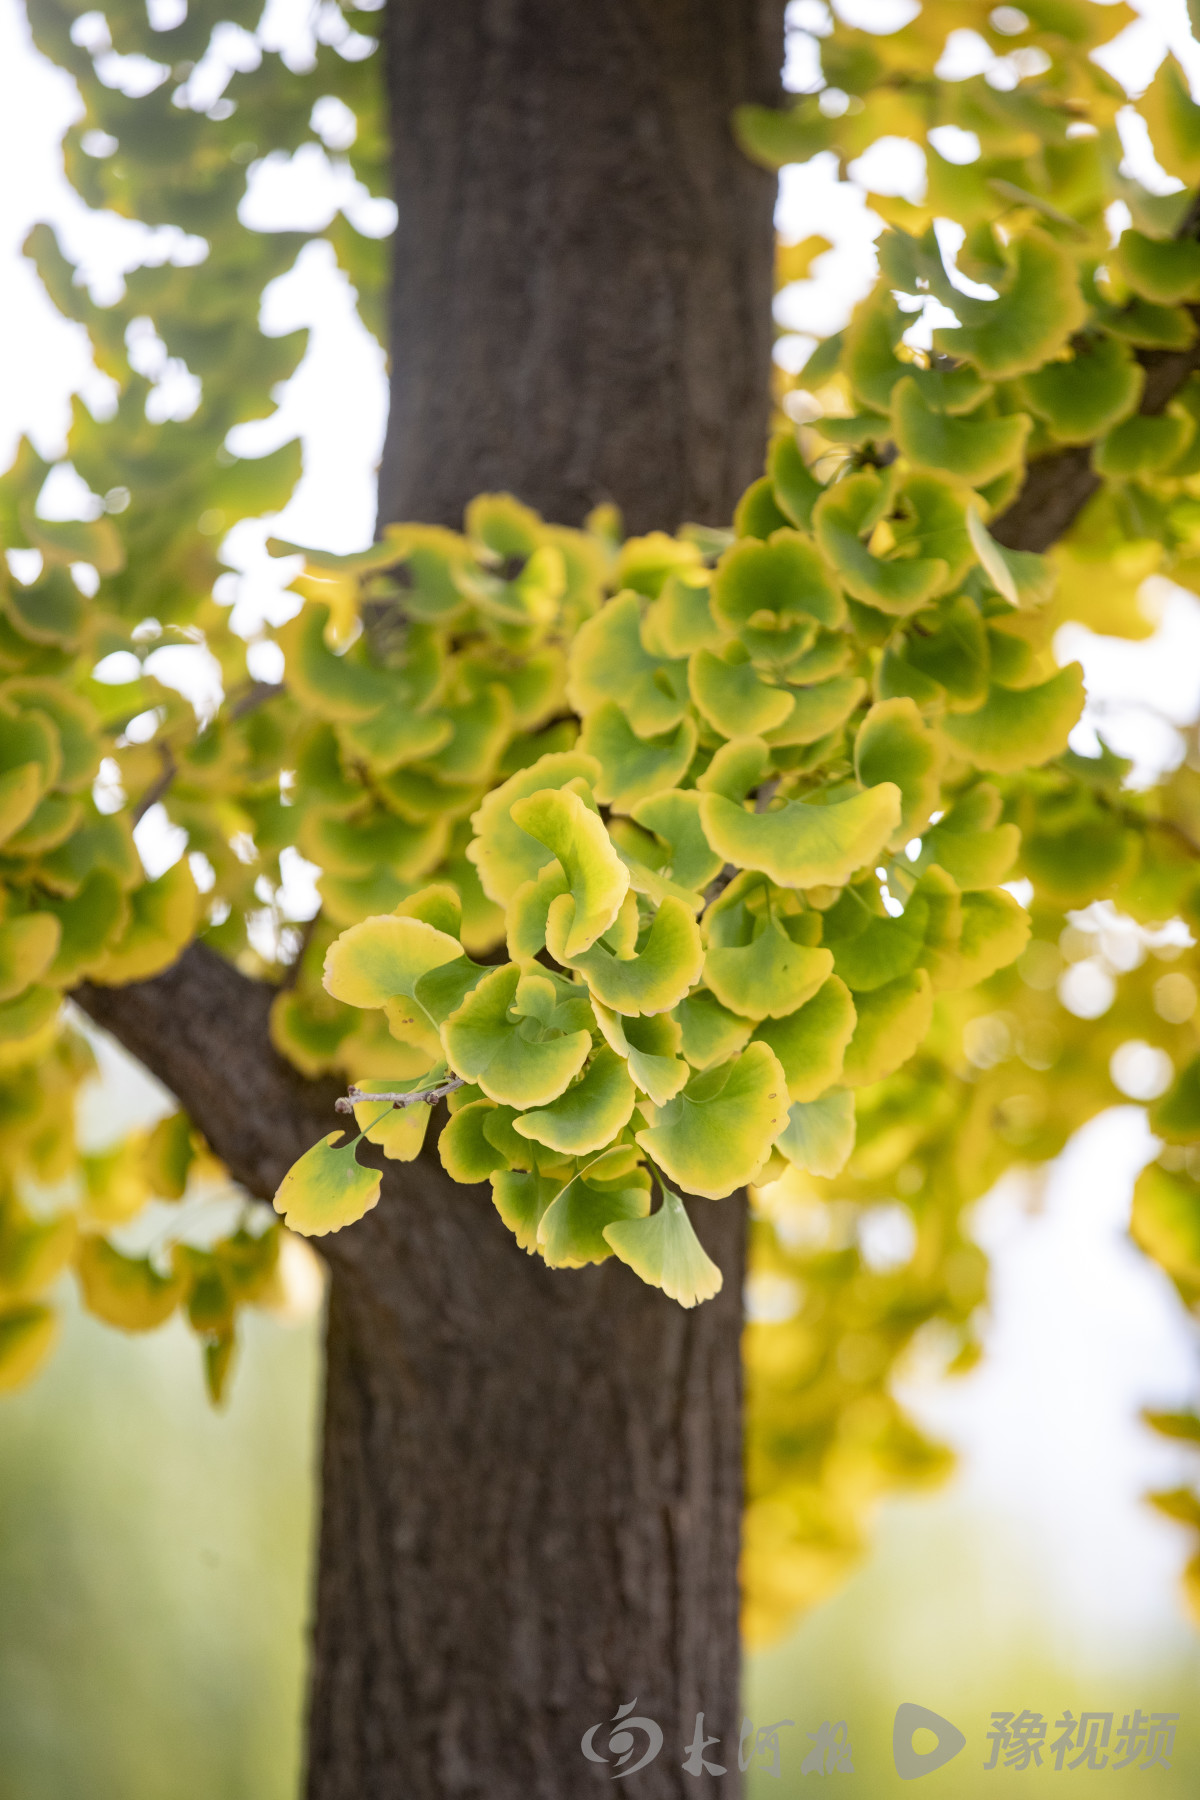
[352,1082,433,1162]
[441,962,592,1106]
[509,785,629,955]
[824,882,927,992]
[1017,332,1143,443]
[711,531,845,635]
[591,1000,691,1105]
[323,913,462,1010]
[439,1099,510,1183]
[580,703,698,812]
[566,590,689,736]
[704,912,833,1020]
[813,473,948,614]
[672,990,756,1070]
[854,697,942,846]
[882,595,990,713]
[966,506,1056,609]
[891,376,1031,487]
[763,676,865,748]
[944,889,1031,990]
[1131,1162,1200,1290]
[491,1168,565,1253]
[537,1152,651,1268]
[467,751,601,904]
[699,783,901,890]
[548,893,703,1016]
[603,1184,724,1307]
[916,784,1020,889]
[635,1042,788,1198]
[840,970,933,1088]
[514,1047,637,1153]
[273,1130,383,1237]
[752,975,857,1102]
[689,647,794,738]
[942,665,1084,772]
[932,230,1086,379]
[775,1088,856,1179]
[0,1303,58,1390]
[629,788,725,893]
[0,911,61,1003]
[1151,1055,1200,1143]
[76,1237,184,1331]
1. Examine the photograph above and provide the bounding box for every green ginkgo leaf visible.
[711,530,845,635]
[1117,228,1200,306]
[768,433,824,530]
[592,1000,691,1104]
[537,1150,652,1268]
[467,750,601,904]
[752,975,857,1102]
[323,913,462,1011]
[603,1184,724,1308]
[514,1047,637,1153]
[439,1099,510,1183]
[0,911,61,1003]
[891,377,1031,487]
[942,665,1084,772]
[506,861,570,959]
[689,647,794,738]
[548,893,703,1016]
[491,1168,565,1253]
[933,230,1086,380]
[775,1088,856,1179]
[636,1042,788,1198]
[840,969,933,1088]
[823,885,929,993]
[672,989,756,1070]
[882,596,990,713]
[915,784,1020,888]
[854,697,942,845]
[440,963,592,1106]
[944,889,1031,990]
[1140,53,1200,186]
[1151,1055,1200,1144]
[1131,1162,1200,1290]
[629,788,725,893]
[641,571,724,658]
[704,911,833,1021]
[763,676,865,747]
[1094,412,1193,479]
[0,763,44,849]
[579,702,698,812]
[351,1083,433,1162]
[813,473,948,615]
[509,785,629,956]
[76,1237,184,1331]
[273,1130,383,1237]
[1016,333,1143,443]
[566,590,689,736]
[699,783,901,890]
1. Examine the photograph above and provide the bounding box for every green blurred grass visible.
[0,1292,320,1800]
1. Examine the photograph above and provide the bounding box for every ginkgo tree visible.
[5,0,1200,1794]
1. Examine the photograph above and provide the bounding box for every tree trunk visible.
[377,0,787,536]
[300,2,787,1793]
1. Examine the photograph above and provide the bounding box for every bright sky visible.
[1,0,1199,1663]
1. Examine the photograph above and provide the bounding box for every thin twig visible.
[132,744,177,825]
[229,679,286,721]
[335,1076,465,1114]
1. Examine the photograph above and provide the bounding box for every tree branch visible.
[74,942,341,1207]
[993,323,1200,553]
